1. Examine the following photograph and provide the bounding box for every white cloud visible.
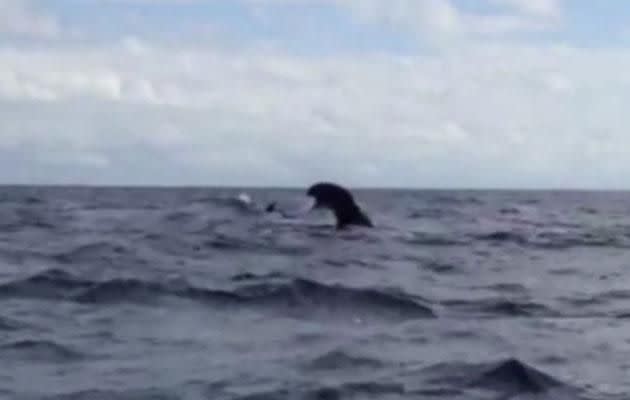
[336,0,461,37]
[1,38,630,188]
[340,0,566,38]
[240,0,564,39]
[109,0,562,39]
[0,0,59,38]
[491,0,562,18]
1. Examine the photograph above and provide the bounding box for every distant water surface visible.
[1,186,630,399]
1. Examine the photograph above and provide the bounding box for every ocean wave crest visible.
[0,269,435,321]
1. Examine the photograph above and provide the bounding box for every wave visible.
[427,194,484,205]
[408,207,462,220]
[0,339,85,362]
[40,388,179,400]
[4,269,614,320]
[250,382,405,400]
[579,206,599,215]
[499,207,521,215]
[74,279,176,304]
[24,196,44,204]
[163,209,199,223]
[477,283,529,295]
[203,234,313,256]
[420,259,461,274]
[320,382,405,396]
[0,316,26,331]
[53,241,132,264]
[400,209,630,251]
[230,389,290,400]
[423,357,571,397]
[402,232,469,246]
[476,230,527,243]
[0,269,93,300]
[230,271,288,282]
[0,269,435,321]
[0,206,59,232]
[398,226,626,249]
[217,279,436,320]
[305,349,385,370]
[441,297,558,317]
[468,358,565,394]
[204,234,264,251]
[471,229,630,249]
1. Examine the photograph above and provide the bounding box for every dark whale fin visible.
[306,182,373,229]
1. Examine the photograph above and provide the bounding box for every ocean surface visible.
[1,186,630,399]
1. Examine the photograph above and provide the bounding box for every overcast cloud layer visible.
[2,0,630,188]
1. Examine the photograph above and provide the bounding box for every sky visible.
[2,0,630,189]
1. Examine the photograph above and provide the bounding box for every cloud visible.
[334,0,461,37]
[0,0,60,38]
[1,36,630,188]
[102,0,562,39]
[491,0,562,18]
[239,0,564,40]
[340,0,566,38]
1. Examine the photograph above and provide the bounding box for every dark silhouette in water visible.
[306,182,373,229]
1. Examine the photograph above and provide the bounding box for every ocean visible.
[0,185,629,399]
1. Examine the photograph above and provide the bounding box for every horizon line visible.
[1,182,630,193]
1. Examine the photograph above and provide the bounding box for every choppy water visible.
[1,186,630,399]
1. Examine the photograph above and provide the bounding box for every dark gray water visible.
[1,186,630,399]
